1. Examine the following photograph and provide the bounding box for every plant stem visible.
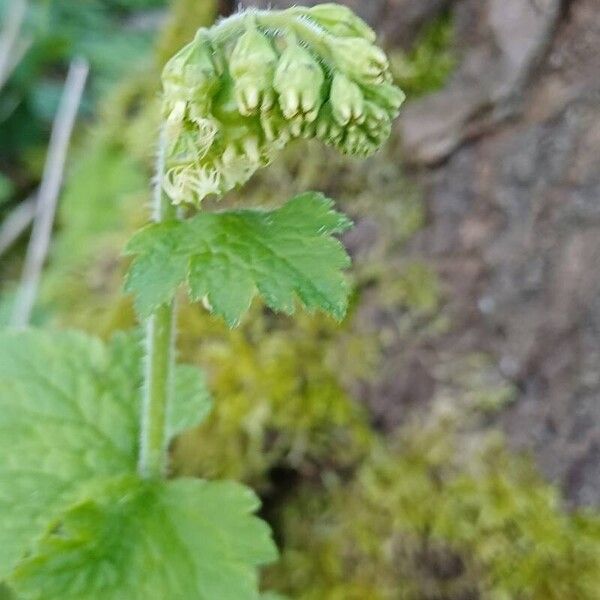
[139,128,177,479]
[12,58,88,328]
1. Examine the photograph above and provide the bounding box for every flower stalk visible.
[139,128,177,479]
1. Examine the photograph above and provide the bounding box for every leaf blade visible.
[0,329,213,579]
[0,331,139,578]
[124,222,190,316]
[170,364,212,438]
[11,476,277,600]
[125,192,353,326]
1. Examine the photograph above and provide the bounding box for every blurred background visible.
[1,0,599,598]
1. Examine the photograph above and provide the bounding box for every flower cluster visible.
[161,4,405,205]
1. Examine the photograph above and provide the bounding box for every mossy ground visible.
[267,420,600,599]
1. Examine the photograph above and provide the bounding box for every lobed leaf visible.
[11,475,277,600]
[125,192,353,327]
[0,330,211,579]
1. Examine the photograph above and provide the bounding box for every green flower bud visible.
[300,3,377,42]
[362,101,388,132]
[315,103,345,145]
[274,37,325,122]
[229,23,279,115]
[300,119,318,139]
[162,44,191,101]
[260,108,292,144]
[163,30,220,115]
[362,82,406,117]
[328,36,389,85]
[160,7,404,206]
[340,119,390,158]
[314,97,393,159]
[166,125,199,166]
[164,99,186,135]
[330,72,365,126]
[341,124,361,154]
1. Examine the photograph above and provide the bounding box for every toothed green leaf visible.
[125,192,353,327]
[0,330,211,579]
[11,476,277,600]
[171,364,212,438]
[0,330,138,578]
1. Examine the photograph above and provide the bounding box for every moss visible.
[155,0,218,66]
[390,13,457,98]
[382,261,442,315]
[266,421,600,600]
[172,304,375,488]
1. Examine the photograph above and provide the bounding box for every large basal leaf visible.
[125,192,353,327]
[11,475,277,600]
[0,330,210,578]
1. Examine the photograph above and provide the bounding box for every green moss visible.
[155,0,218,66]
[267,422,600,600]
[0,583,14,600]
[385,261,442,315]
[172,304,375,488]
[390,13,457,98]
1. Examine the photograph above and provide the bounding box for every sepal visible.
[299,3,377,42]
[229,22,278,115]
[274,37,325,122]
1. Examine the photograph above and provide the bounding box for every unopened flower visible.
[163,30,220,116]
[229,23,278,115]
[274,37,325,122]
[362,82,406,115]
[298,3,376,42]
[330,72,364,126]
[328,36,389,85]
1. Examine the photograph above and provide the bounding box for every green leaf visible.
[0,330,138,578]
[125,192,353,327]
[124,221,190,317]
[0,329,212,578]
[171,364,212,438]
[11,475,277,600]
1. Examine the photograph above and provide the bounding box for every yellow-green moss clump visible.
[172,304,375,487]
[266,421,600,600]
[390,12,457,98]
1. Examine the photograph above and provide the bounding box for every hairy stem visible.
[139,128,177,479]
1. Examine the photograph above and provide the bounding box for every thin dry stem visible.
[11,57,89,328]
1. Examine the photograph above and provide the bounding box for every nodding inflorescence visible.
[161,4,405,206]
